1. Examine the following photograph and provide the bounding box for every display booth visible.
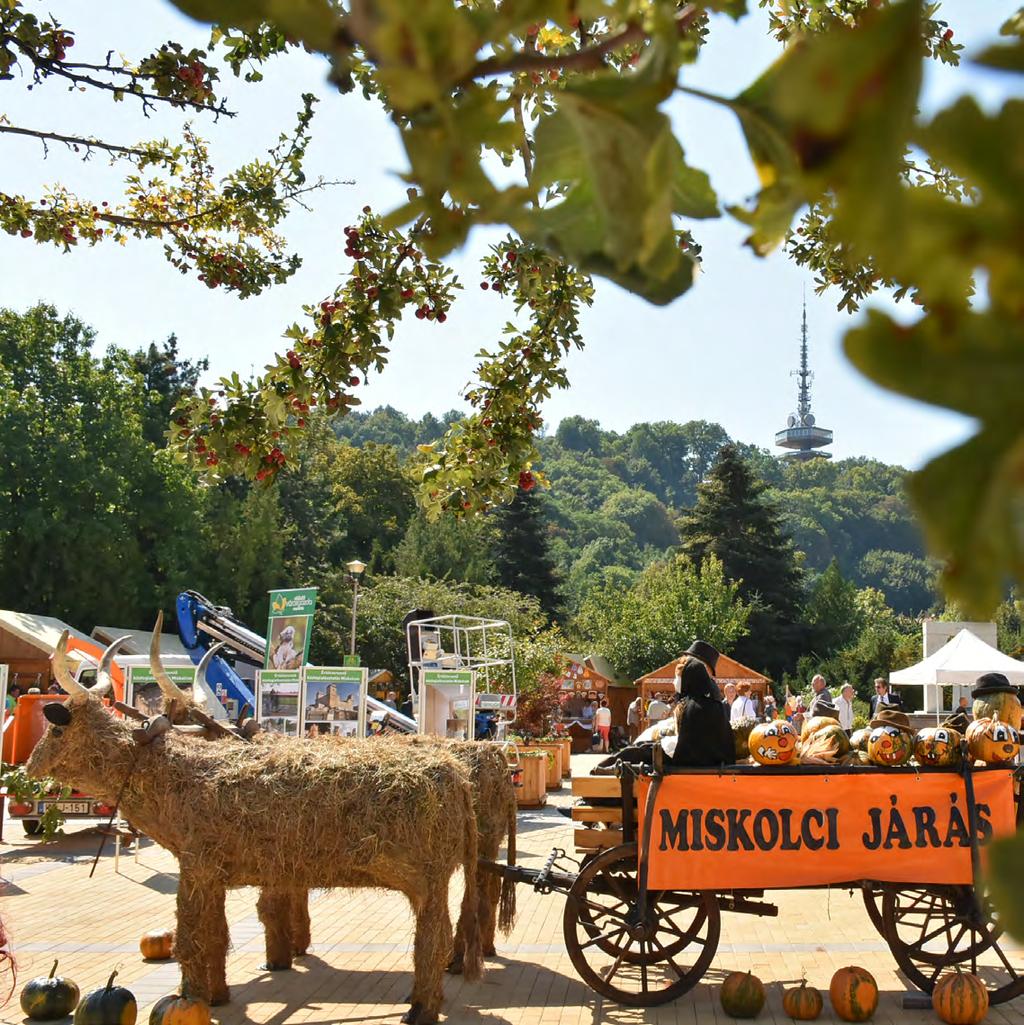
[255,666,369,737]
[407,614,517,740]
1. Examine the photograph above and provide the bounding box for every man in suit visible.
[870,677,902,717]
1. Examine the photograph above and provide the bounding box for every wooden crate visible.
[569,774,635,853]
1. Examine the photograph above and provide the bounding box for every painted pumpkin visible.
[829,966,878,1022]
[73,970,137,1025]
[732,717,758,759]
[967,715,1020,765]
[749,721,798,765]
[867,726,913,767]
[139,929,175,961]
[849,728,872,752]
[973,690,1022,731]
[914,727,962,768]
[932,970,989,1025]
[720,971,765,1018]
[21,960,80,1020]
[782,980,823,1021]
[148,993,211,1025]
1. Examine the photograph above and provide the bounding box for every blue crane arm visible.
[176,591,257,716]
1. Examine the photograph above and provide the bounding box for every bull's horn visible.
[93,635,131,697]
[193,642,226,709]
[150,611,183,704]
[51,631,90,702]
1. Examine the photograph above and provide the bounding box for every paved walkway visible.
[1,755,1022,1024]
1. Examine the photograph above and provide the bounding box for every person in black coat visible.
[669,655,734,766]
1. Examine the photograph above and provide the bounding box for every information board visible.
[255,669,301,736]
[304,666,367,738]
[125,664,197,718]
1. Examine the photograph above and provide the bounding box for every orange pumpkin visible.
[829,966,878,1022]
[782,980,823,1020]
[932,970,989,1025]
[867,726,913,766]
[720,971,765,1018]
[966,714,1020,765]
[749,721,798,765]
[914,727,962,767]
[148,993,211,1025]
[139,930,175,961]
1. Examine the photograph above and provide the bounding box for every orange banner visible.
[639,770,1016,890]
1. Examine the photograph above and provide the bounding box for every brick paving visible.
[1,754,1022,1024]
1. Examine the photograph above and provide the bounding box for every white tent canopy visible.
[890,628,1024,714]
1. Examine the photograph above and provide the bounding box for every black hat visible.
[972,672,1016,698]
[685,640,720,672]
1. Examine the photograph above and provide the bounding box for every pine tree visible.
[490,487,562,620]
[678,444,806,675]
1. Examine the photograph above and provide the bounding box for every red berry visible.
[20,228,32,238]
[401,289,414,299]
[518,471,535,491]
[480,281,489,290]
[943,27,953,41]
[437,312,447,323]
[206,454,219,466]
[415,308,426,319]
[297,418,306,427]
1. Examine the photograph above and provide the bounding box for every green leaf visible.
[975,40,1024,72]
[168,0,339,51]
[723,0,923,253]
[988,832,1024,943]
[521,45,711,304]
[844,308,1024,613]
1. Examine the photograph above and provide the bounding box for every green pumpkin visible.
[74,970,137,1025]
[816,723,852,758]
[914,727,962,767]
[732,716,758,759]
[973,691,1022,731]
[720,970,766,1018]
[21,960,80,1020]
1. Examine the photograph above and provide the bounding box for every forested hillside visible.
[7,303,1020,700]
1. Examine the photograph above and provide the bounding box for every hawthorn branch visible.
[0,124,171,162]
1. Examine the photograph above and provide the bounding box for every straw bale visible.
[26,698,481,1023]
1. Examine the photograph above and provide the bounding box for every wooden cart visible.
[485,751,1024,1007]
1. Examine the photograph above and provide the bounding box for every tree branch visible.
[0,124,170,162]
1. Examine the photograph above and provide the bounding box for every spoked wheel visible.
[882,885,1024,1004]
[861,885,885,936]
[563,842,719,1006]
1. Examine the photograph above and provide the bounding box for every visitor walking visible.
[626,694,643,742]
[730,682,757,723]
[870,678,902,716]
[647,694,671,725]
[594,699,612,753]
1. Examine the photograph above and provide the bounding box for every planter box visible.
[523,742,563,790]
[514,754,547,807]
[558,737,572,778]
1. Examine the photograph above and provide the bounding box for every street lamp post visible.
[346,559,367,657]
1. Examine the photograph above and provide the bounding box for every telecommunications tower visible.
[775,300,833,461]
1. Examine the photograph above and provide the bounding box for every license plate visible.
[37,801,91,815]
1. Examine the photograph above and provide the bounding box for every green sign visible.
[265,586,318,670]
[342,654,361,667]
[127,666,196,687]
[305,666,365,685]
[422,669,474,687]
[258,670,302,685]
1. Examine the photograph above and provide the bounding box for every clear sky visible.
[0,2,1010,468]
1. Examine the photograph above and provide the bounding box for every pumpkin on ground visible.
[973,690,1022,731]
[914,727,963,767]
[73,970,137,1025]
[849,728,871,752]
[867,726,913,766]
[148,992,211,1025]
[749,721,798,766]
[720,970,765,1018]
[932,970,989,1025]
[966,715,1020,765]
[782,979,823,1021]
[732,717,759,760]
[139,929,175,961]
[829,966,878,1022]
[21,959,80,1020]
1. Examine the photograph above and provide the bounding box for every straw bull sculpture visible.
[142,628,519,976]
[27,632,489,1024]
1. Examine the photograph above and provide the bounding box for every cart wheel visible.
[861,885,885,936]
[563,842,719,1006]
[22,820,43,837]
[882,885,1024,1005]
